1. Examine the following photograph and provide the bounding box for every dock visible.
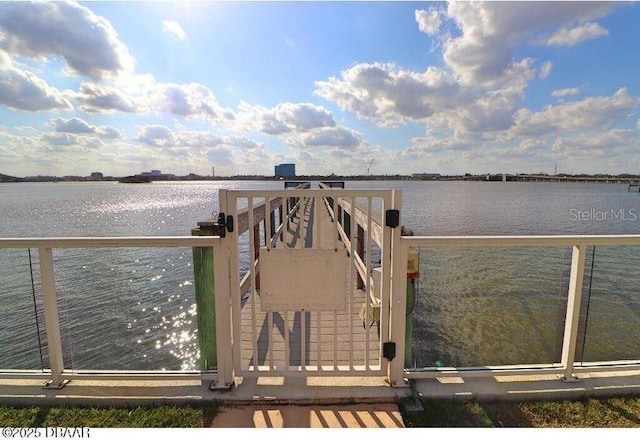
[239,195,380,372]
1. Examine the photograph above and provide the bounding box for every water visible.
[1,180,639,371]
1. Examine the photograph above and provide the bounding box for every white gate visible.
[217,184,404,382]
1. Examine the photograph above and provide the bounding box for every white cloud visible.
[98,126,123,139]
[539,61,553,79]
[237,101,366,152]
[551,87,580,98]
[0,53,73,111]
[135,125,174,147]
[0,1,135,79]
[50,117,95,134]
[287,126,364,149]
[73,82,139,113]
[41,133,77,146]
[163,20,186,40]
[0,70,72,112]
[174,131,264,151]
[510,88,637,138]
[239,102,336,135]
[315,62,460,127]
[545,22,609,47]
[428,84,526,136]
[48,117,123,140]
[149,83,235,123]
[315,1,621,143]
[441,2,612,84]
[551,129,637,154]
[415,8,442,35]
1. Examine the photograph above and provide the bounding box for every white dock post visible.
[387,189,409,387]
[38,246,67,388]
[560,243,587,382]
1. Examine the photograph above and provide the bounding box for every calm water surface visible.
[1,181,639,370]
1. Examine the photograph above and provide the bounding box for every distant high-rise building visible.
[275,163,296,177]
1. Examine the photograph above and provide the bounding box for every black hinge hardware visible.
[383,342,396,361]
[385,209,400,228]
[199,212,234,237]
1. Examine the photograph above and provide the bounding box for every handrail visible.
[336,198,384,248]
[399,233,640,381]
[322,193,375,301]
[401,234,640,247]
[0,235,223,386]
[0,236,220,248]
[236,198,283,236]
[318,181,384,248]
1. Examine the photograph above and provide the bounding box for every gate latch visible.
[200,212,234,237]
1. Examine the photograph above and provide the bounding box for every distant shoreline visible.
[2,173,640,184]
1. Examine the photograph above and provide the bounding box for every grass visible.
[3,396,640,427]
[0,403,221,428]
[399,395,640,427]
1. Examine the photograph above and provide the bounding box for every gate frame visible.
[217,187,405,385]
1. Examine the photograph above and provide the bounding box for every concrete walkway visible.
[0,375,409,428]
[210,403,404,428]
[4,370,640,427]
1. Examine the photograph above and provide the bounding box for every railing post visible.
[212,238,234,389]
[388,189,408,387]
[216,188,236,388]
[39,246,66,388]
[561,243,587,381]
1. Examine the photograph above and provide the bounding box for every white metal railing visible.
[0,236,222,388]
[400,234,640,381]
[4,229,638,389]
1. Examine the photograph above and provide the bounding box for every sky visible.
[0,0,639,178]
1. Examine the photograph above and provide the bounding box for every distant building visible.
[139,170,163,177]
[275,163,296,177]
[137,170,175,180]
[90,172,104,180]
[412,173,440,180]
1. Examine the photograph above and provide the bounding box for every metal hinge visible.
[383,341,396,361]
[200,212,234,237]
[385,209,400,228]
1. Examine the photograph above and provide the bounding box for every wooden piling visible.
[191,227,217,371]
[405,278,415,368]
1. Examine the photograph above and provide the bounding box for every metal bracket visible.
[43,379,70,390]
[385,209,400,228]
[383,341,396,361]
[199,212,234,238]
[209,380,235,391]
[560,374,582,383]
